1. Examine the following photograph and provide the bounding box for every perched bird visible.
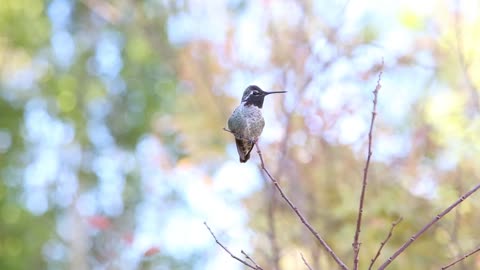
[227,85,286,163]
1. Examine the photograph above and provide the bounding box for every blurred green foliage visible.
[0,0,183,268]
[1,0,480,269]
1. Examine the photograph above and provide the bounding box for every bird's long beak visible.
[264,91,287,95]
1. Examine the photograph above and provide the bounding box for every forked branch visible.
[204,222,263,270]
[241,250,263,269]
[368,217,403,270]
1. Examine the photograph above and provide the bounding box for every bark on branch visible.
[352,63,384,270]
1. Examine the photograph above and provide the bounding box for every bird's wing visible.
[227,107,244,135]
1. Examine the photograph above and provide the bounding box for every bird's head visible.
[241,85,286,108]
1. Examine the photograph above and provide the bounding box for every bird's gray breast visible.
[228,104,265,140]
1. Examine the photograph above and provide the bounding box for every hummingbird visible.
[227,85,286,163]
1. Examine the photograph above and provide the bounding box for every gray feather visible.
[227,103,265,162]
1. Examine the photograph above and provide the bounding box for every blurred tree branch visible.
[453,0,480,115]
[262,171,281,270]
[80,0,121,23]
[255,144,349,270]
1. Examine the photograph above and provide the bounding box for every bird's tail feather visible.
[235,138,254,163]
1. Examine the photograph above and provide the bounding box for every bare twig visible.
[352,63,384,270]
[242,250,263,269]
[255,144,349,270]
[368,217,403,270]
[312,245,321,270]
[377,183,480,270]
[265,69,295,270]
[204,222,262,270]
[300,253,314,270]
[441,246,480,270]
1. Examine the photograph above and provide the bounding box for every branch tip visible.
[204,222,262,270]
[368,217,403,270]
[300,253,314,270]
[352,65,383,270]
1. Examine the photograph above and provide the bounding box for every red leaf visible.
[123,233,134,245]
[87,216,111,230]
[144,247,160,256]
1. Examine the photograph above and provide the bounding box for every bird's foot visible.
[222,127,234,134]
[223,127,254,143]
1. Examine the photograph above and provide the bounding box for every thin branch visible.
[377,183,480,270]
[204,222,262,270]
[312,244,321,270]
[300,253,314,270]
[368,217,403,270]
[242,250,263,270]
[441,246,480,270]
[255,144,349,270]
[352,62,384,270]
[264,68,295,270]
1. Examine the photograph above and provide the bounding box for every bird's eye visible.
[253,91,259,95]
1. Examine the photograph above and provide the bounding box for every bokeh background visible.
[1,0,480,269]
